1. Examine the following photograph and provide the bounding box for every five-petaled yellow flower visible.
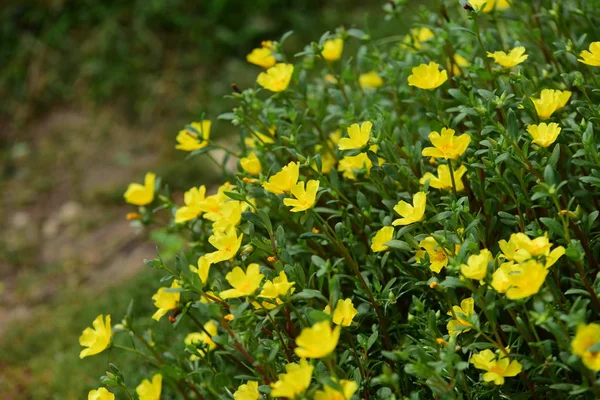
[491,260,548,299]
[487,47,528,68]
[460,249,493,281]
[257,63,294,92]
[255,271,295,309]
[88,387,115,400]
[578,42,600,67]
[295,320,341,358]
[359,71,383,89]
[338,121,372,150]
[447,298,475,336]
[531,89,571,120]
[124,172,156,206]
[283,180,320,212]
[184,320,218,359]
[499,232,564,266]
[422,128,471,160]
[417,237,448,273]
[234,381,260,400]
[270,359,314,398]
[325,298,358,326]
[408,62,448,90]
[393,191,426,226]
[338,153,373,180]
[322,38,344,61]
[240,152,262,175]
[469,0,511,12]
[152,280,181,321]
[175,120,211,151]
[471,349,522,385]
[79,314,112,359]
[527,122,561,147]
[314,379,359,400]
[402,27,434,50]
[136,374,162,400]
[247,41,276,68]
[263,161,300,194]
[220,263,264,299]
[175,185,206,223]
[448,53,470,76]
[420,164,468,191]
[371,226,394,252]
[206,225,244,264]
[572,323,600,371]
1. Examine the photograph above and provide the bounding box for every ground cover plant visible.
[82,0,600,398]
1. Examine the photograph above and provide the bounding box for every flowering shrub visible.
[81,1,600,398]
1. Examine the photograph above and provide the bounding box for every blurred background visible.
[0,0,401,397]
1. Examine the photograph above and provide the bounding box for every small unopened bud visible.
[126,212,141,220]
[312,227,320,234]
[267,256,276,263]
[429,281,439,289]
[224,313,235,321]
[436,338,447,346]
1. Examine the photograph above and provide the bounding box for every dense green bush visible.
[83,0,600,398]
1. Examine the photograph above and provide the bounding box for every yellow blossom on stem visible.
[420,164,467,191]
[234,381,260,400]
[136,374,162,400]
[408,62,448,90]
[175,186,207,223]
[469,0,511,12]
[283,180,320,212]
[499,232,553,262]
[206,225,244,263]
[247,41,276,68]
[578,42,600,66]
[422,127,471,160]
[175,120,211,151]
[371,226,394,252]
[255,271,295,309]
[198,183,232,221]
[257,63,294,92]
[184,320,218,359]
[448,53,470,76]
[314,379,359,400]
[359,71,383,89]
[152,280,181,321]
[487,47,528,68]
[572,323,600,371]
[295,320,340,358]
[447,298,475,336]
[220,263,264,299]
[79,315,112,359]
[240,152,262,175]
[531,89,571,120]
[338,153,373,180]
[417,237,448,273]
[527,122,561,147]
[460,249,493,281]
[338,121,372,150]
[322,38,344,61]
[245,128,276,148]
[270,359,314,398]
[402,27,434,50]
[124,172,156,206]
[212,201,244,231]
[190,255,212,285]
[88,388,115,400]
[330,298,358,326]
[392,191,426,226]
[263,161,300,194]
[491,260,548,299]
[471,350,522,385]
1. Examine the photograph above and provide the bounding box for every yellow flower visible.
[359,71,383,89]
[175,186,207,223]
[240,152,262,175]
[175,120,211,151]
[491,260,548,299]
[420,164,467,191]
[469,0,511,12]
[578,42,600,66]
[422,128,471,160]
[124,172,156,206]
[88,388,115,400]
[338,153,373,180]
[79,315,112,359]
[190,255,212,285]
[234,381,260,400]
[448,53,470,76]
[185,320,218,359]
[572,323,600,371]
[152,280,181,321]
[136,374,162,400]
[331,298,358,326]
[314,379,359,400]
[392,192,426,226]
[315,144,337,174]
[283,180,320,212]
[460,249,493,281]
[220,263,264,299]
[471,350,522,385]
[247,42,276,68]
[263,161,300,194]
[447,298,475,336]
[531,89,572,120]
[322,38,344,61]
[295,320,340,358]
[246,128,276,148]
[499,232,553,262]
[198,183,232,221]
[527,122,561,147]
[255,271,296,309]
[338,121,372,150]
[270,359,314,398]
[212,201,244,232]
[371,226,394,252]
[417,237,448,273]
[402,27,434,50]
[257,63,294,92]
[408,62,448,90]
[487,47,528,68]
[206,225,244,264]
[545,246,566,268]
[325,74,338,84]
